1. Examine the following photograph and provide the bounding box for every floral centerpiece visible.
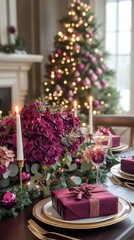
[0,25,25,54]
[0,100,117,219]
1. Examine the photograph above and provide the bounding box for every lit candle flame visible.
[74,100,77,108]
[15,106,19,114]
[89,96,93,104]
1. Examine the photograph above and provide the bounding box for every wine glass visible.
[89,135,111,185]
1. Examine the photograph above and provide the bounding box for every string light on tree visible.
[44,0,120,123]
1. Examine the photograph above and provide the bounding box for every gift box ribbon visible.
[55,183,107,217]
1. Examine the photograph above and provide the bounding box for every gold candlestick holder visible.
[88,133,93,143]
[17,160,24,189]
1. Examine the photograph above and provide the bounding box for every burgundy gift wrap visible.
[121,157,134,174]
[111,135,120,147]
[51,184,118,220]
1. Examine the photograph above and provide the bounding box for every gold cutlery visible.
[28,219,81,240]
[27,224,56,240]
[110,175,134,190]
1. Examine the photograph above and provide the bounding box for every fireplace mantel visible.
[0,53,43,114]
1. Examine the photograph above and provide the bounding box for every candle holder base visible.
[17,160,24,189]
[88,133,93,142]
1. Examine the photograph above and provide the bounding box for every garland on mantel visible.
[0,26,26,54]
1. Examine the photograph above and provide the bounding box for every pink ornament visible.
[75,32,80,37]
[77,63,85,70]
[48,54,53,62]
[88,69,94,75]
[68,90,74,97]
[83,51,90,58]
[68,97,73,102]
[55,73,62,79]
[22,172,31,182]
[93,99,100,107]
[83,78,91,86]
[74,44,80,51]
[66,56,70,60]
[72,15,78,21]
[90,56,97,63]
[97,51,103,58]
[55,49,62,55]
[90,73,98,82]
[88,30,93,38]
[74,44,81,50]
[96,67,103,75]
[101,65,106,72]
[55,85,61,92]
[74,71,80,77]
[73,158,80,165]
[97,84,102,90]
[101,79,107,86]
[2,191,16,208]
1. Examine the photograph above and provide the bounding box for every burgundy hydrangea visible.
[8,26,16,34]
[0,100,84,166]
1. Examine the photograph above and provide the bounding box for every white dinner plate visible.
[111,164,134,181]
[111,143,128,152]
[43,200,118,224]
[33,197,132,229]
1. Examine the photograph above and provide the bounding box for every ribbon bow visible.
[69,183,103,200]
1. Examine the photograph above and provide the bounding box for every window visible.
[105,0,132,112]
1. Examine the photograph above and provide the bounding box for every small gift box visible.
[51,183,118,220]
[111,135,120,147]
[94,128,120,148]
[121,157,134,174]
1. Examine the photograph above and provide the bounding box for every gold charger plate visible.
[111,164,134,181]
[119,168,134,178]
[33,197,132,229]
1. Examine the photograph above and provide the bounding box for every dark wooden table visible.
[0,149,134,240]
[0,191,133,240]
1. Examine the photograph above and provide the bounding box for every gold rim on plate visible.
[32,197,132,229]
[119,168,134,178]
[43,200,118,224]
[111,164,134,181]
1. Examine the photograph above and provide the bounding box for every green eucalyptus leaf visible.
[30,172,42,183]
[27,182,35,191]
[31,163,40,174]
[43,186,51,198]
[0,178,10,187]
[46,172,51,181]
[60,176,67,188]
[81,161,92,172]
[64,153,72,167]
[34,172,42,180]
[68,163,77,171]
[25,163,31,173]
[8,163,19,177]
[3,170,9,179]
[73,176,82,185]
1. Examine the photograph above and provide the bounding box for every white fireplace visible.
[0,53,43,114]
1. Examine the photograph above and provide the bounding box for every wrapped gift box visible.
[110,135,120,147]
[51,183,118,220]
[121,157,134,174]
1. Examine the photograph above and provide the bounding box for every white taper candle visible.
[89,96,93,134]
[74,100,77,117]
[15,106,24,160]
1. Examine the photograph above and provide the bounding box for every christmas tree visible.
[44,0,120,123]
